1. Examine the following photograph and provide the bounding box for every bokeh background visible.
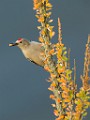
[0,0,90,120]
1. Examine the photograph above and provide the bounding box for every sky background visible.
[0,0,90,120]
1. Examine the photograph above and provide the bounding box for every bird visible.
[9,38,45,67]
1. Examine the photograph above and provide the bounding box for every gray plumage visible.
[9,38,44,67]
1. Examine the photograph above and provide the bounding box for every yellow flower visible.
[50,94,55,100]
[33,0,42,10]
[54,109,59,116]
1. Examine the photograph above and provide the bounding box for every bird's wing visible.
[26,58,41,66]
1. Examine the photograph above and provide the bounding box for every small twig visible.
[58,18,62,44]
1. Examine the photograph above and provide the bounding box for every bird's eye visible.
[20,41,22,43]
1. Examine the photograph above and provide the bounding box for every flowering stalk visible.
[33,0,90,120]
[33,0,63,114]
[74,35,90,120]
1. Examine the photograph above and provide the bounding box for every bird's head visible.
[9,38,30,49]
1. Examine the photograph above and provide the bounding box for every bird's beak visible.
[9,42,18,47]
